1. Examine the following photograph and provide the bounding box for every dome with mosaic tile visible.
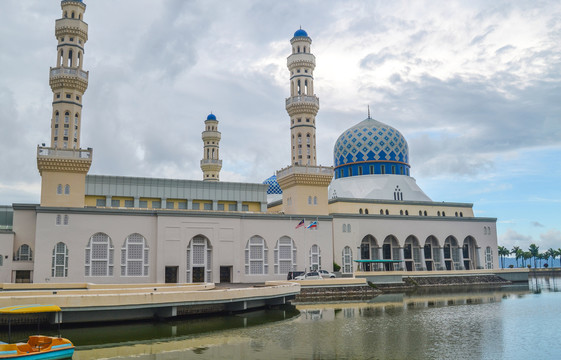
[333,117,410,179]
[263,174,282,194]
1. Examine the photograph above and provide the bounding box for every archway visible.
[187,235,212,283]
[424,236,441,271]
[360,235,379,271]
[404,235,422,271]
[382,235,400,271]
[463,236,479,270]
[443,236,461,270]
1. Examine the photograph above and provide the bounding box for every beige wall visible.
[282,185,329,215]
[0,232,14,283]
[40,171,87,207]
[328,201,474,218]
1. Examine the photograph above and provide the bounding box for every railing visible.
[285,95,319,107]
[200,159,223,165]
[277,164,333,178]
[287,53,316,65]
[50,67,89,80]
[37,146,92,159]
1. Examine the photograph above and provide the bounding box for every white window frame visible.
[52,242,68,277]
[274,236,296,274]
[121,233,149,277]
[85,233,114,277]
[245,236,268,275]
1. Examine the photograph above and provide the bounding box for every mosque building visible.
[0,0,498,284]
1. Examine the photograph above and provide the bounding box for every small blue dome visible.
[263,175,283,195]
[206,113,217,121]
[293,29,308,37]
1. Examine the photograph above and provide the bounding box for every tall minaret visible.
[286,28,319,166]
[277,29,333,215]
[37,0,92,208]
[200,113,222,181]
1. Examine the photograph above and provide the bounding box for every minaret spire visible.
[201,113,222,181]
[368,105,371,119]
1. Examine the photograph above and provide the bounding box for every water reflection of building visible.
[0,0,498,285]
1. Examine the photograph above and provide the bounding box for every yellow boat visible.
[0,305,74,359]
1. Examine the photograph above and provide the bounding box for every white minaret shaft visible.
[201,113,222,181]
[286,29,319,166]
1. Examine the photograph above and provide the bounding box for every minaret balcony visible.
[37,146,93,174]
[287,53,316,68]
[50,67,89,93]
[201,130,221,140]
[200,159,223,166]
[55,18,88,40]
[285,95,320,115]
[37,146,92,159]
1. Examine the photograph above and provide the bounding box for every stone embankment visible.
[295,285,380,302]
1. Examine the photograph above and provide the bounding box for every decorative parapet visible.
[49,67,89,93]
[200,159,223,168]
[55,18,88,40]
[287,53,316,68]
[285,95,319,107]
[37,146,92,174]
[277,165,333,188]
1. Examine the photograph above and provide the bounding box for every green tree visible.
[498,246,510,268]
[529,244,539,268]
[557,249,561,267]
[511,246,522,267]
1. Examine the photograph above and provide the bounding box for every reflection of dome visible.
[293,29,309,37]
[263,174,282,195]
[333,117,410,179]
[206,113,217,121]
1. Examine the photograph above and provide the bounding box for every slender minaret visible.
[286,28,319,166]
[277,29,333,215]
[200,113,222,181]
[37,0,92,207]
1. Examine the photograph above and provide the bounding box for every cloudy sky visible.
[1,0,560,253]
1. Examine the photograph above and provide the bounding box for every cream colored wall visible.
[0,232,14,283]
[283,185,329,215]
[33,212,158,284]
[332,216,498,270]
[328,201,474,218]
[40,171,87,207]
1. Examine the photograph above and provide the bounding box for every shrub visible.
[333,262,341,272]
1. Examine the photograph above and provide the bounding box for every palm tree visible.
[498,246,509,268]
[511,246,521,267]
[529,244,539,268]
[523,251,532,267]
[557,249,561,267]
[547,248,557,267]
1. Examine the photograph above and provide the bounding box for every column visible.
[418,247,426,271]
[475,247,482,269]
[439,247,446,270]
[457,247,465,270]
[398,247,405,271]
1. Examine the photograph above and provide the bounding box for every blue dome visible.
[333,118,410,179]
[293,29,308,37]
[263,174,283,195]
[206,113,217,121]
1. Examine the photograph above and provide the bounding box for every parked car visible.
[287,271,305,280]
[294,271,323,280]
[318,269,336,278]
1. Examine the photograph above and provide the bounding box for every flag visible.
[295,219,305,229]
[306,221,317,229]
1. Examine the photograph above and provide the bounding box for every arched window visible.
[64,184,70,195]
[400,210,404,215]
[437,211,441,216]
[121,233,149,277]
[313,196,317,205]
[308,196,312,205]
[380,209,384,215]
[15,244,32,261]
[442,211,446,217]
[68,50,73,67]
[460,212,463,217]
[359,208,363,214]
[74,113,79,125]
[71,11,75,19]
[64,112,70,124]
[57,184,63,195]
[342,246,353,274]
[245,236,268,275]
[309,244,321,271]
[455,212,458,217]
[342,224,346,233]
[186,236,212,282]
[55,111,59,123]
[0,255,3,266]
[85,233,114,276]
[424,211,427,216]
[77,52,81,68]
[405,210,409,215]
[52,242,68,277]
[63,215,69,225]
[56,214,62,225]
[274,236,296,274]
[385,209,389,215]
[485,247,493,269]
[365,209,369,214]
[347,224,351,232]
[419,210,423,216]
[297,133,302,144]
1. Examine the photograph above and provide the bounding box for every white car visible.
[318,269,336,278]
[295,271,323,280]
